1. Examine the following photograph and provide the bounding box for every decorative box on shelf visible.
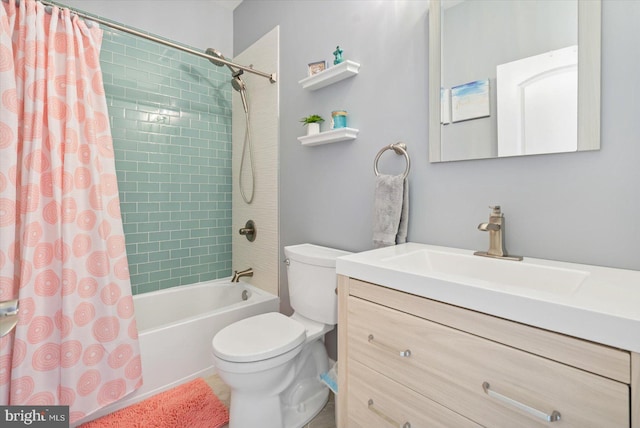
[298,60,360,91]
[297,127,359,147]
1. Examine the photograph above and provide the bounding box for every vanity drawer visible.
[347,358,480,428]
[348,295,630,427]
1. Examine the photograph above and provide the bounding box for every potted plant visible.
[300,114,324,136]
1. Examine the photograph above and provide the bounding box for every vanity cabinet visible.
[337,276,639,427]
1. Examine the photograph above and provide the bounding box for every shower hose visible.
[239,93,255,204]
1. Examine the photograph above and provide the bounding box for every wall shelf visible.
[298,60,360,91]
[297,127,359,146]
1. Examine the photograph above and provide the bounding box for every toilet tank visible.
[284,244,352,325]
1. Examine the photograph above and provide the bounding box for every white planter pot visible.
[306,123,320,136]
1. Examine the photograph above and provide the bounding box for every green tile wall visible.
[100,28,233,295]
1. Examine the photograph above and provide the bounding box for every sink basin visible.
[382,249,589,295]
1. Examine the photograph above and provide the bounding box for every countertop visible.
[336,243,640,353]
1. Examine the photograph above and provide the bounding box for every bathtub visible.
[78,279,279,425]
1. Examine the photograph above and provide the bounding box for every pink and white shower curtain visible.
[0,0,142,423]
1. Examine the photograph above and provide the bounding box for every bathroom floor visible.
[204,374,336,428]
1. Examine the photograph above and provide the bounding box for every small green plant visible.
[300,114,325,126]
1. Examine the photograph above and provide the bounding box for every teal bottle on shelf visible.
[332,111,347,129]
[333,46,344,65]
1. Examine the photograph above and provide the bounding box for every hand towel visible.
[396,177,409,244]
[373,174,409,248]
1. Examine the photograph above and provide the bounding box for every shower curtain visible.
[0,0,142,423]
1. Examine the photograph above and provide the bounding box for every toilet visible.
[211,243,351,428]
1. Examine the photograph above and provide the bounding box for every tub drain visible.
[241,290,249,301]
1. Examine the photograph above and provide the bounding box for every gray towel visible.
[373,174,409,248]
[396,177,409,244]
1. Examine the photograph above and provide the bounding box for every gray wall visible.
[235,0,640,285]
[61,0,234,54]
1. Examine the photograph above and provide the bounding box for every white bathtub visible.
[77,279,279,425]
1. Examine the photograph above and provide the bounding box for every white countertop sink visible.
[381,248,589,296]
[336,243,640,353]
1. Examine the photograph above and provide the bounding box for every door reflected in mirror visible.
[497,45,578,157]
[428,0,601,163]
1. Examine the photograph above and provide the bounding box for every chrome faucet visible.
[474,206,522,261]
[231,268,254,282]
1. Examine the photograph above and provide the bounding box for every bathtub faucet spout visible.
[232,268,253,282]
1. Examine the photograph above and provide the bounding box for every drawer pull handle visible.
[482,382,561,422]
[368,334,411,358]
[368,399,411,428]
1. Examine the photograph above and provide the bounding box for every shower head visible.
[205,48,248,114]
[233,71,249,114]
[231,70,246,92]
[205,48,235,73]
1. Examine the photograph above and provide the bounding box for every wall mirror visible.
[429,0,601,163]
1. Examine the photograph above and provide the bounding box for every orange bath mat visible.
[80,378,229,428]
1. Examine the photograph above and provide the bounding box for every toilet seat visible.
[212,312,306,363]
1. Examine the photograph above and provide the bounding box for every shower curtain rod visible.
[37,0,277,83]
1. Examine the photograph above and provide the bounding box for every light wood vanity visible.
[337,276,640,427]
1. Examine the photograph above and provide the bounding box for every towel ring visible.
[374,142,411,180]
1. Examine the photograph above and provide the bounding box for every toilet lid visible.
[212,312,306,363]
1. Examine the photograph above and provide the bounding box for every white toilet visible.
[211,243,351,428]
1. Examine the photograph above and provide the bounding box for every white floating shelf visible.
[298,60,360,91]
[297,127,359,146]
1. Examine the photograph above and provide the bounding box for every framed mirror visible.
[429,0,601,162]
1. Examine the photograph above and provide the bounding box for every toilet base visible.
[228,384,329,428]
[283,386,329,428]
[225,340,331,428]
[229,391,283,428]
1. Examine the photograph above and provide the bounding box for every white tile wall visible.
[232,27,280,297]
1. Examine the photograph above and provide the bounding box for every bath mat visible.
[80,378,229,428]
